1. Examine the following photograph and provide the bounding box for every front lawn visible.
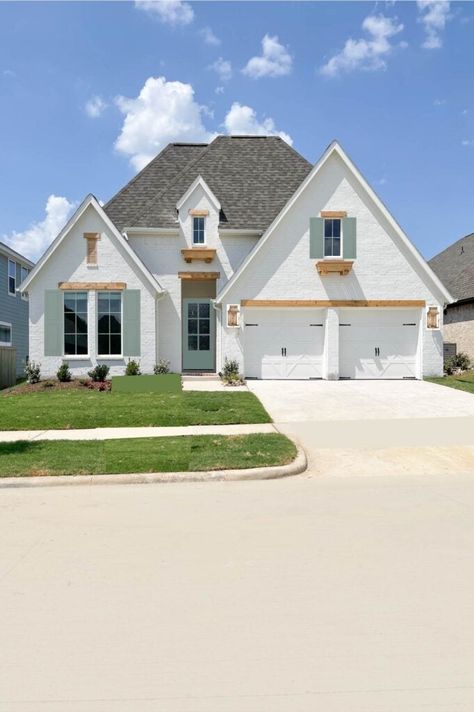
[426,370,474,395]
[0,390,271,430]
[0,434,295,477]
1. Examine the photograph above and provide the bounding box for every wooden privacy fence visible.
[0,347,16,389]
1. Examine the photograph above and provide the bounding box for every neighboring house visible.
[20,137,451,380]
[429,233,474,362]
[0,241,34,375]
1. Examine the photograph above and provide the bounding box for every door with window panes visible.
[182,298,215,370]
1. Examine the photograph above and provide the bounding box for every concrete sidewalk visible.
[0,423,277,442]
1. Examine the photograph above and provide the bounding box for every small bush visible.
[57,362,72,382]
[153,359,170,375]
[445,352,471,375]
[85,380,111,392]
[24,359,41,384]
[88,364,110,382]
[125,359,141,376]
[220,357,243,385]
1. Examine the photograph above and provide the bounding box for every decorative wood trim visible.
[83,232,101,240]
[316,260,353,276]
[189,209,209,217]
[241,300,426,308]
[178,272,220,281]
[58,282,127,290]
[320,211,347,218]
[181,248,216,264]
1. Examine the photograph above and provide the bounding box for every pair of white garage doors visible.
[244,308,420,380]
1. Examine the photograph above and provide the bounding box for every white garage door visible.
[244,309,325,379]
[339,309,420,379]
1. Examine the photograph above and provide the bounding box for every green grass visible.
[111,374,182,393]
[0,390,271,430]
[0,434,295,477]
[426,370,474,395]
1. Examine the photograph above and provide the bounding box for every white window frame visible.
[192,216,206,245]
[0,321,12,347]
[8,259,16,296]
[96,291,123,359]
[323,218,343,259]
[20,266,29,300]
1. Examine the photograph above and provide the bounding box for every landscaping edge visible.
[0,446,307,488]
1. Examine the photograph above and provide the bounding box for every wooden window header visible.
[320,211,347,218]
[189,209,209,217]
[58,282,126,290]
[178,271,220,281]
[83,232,101,240]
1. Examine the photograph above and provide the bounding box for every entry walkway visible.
[0,423,277,442]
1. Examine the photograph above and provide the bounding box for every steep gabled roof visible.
[104,135,313,232]
[429,233,474,302]
[216,141,453,305]
[104,142,208,233]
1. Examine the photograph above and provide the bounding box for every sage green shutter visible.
[309,218,324,258]
[342,217,357,259]
[122,289,141,356]
[44,289,63,356]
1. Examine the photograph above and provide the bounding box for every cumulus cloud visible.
[243,34,292,78]
[417,0,450,49]
[223,102,292,145]
[114,76,215,170]
[3,195,76,262]
[209,57,232,82]
[134,0,193,26]
[199,26,220,45]
[320,14,404,77]
[85,95,108,118]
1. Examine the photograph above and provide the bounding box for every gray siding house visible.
[0,241,34,375]
[429,232,474,362]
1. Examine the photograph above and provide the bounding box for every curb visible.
[0,447,307,488]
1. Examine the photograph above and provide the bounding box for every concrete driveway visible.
[247,380,474,476]
[2,473,474,711]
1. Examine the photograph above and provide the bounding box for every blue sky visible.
[0,0,473,261]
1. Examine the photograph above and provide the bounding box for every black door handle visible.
[375,347,380,357]
[281,347,287,357]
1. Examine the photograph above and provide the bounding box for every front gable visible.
[217,143,452,307]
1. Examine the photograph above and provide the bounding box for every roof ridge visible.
[124,136,222,228]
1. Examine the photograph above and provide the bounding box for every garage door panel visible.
[244,309,325,380]
[339,309,420,380]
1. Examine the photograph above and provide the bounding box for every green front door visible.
[183,298,215,371]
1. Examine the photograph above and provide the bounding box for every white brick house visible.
[20,137,451,380]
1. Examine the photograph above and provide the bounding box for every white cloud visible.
[114,76,215,170]
[215,86,225,95]
[209,57,232,82]
[3,195,76,262]
[85,95,108,118]
[320,14,404,77]
[200,26,220,46]
[417,1,450,49]
[223,102,293,145]
[243,34,292,78]
[134,0,193,26]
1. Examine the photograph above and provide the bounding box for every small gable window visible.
[84,232,101,265]
[193,217,205,245]
[324,219,342,258]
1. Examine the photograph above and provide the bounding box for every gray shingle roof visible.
[104,136,313,233]
[429,233,474,302]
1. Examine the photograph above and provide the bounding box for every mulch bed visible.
[2,379,111,397]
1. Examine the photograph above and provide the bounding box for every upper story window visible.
[0,322,12,346]
[193,216,205,245]
[324,219,342,258]
[98,291,122,356]
[20,266,29,300]
[64,291,88,356]
[8,260,16,295]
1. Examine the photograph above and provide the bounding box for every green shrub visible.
[56,362,72,382]
[24,359,41,384]
[445,352,471,374]
[125,359,141,376]
[153,359,170,375]
[88,364,110,382]
[220,358,243,385]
